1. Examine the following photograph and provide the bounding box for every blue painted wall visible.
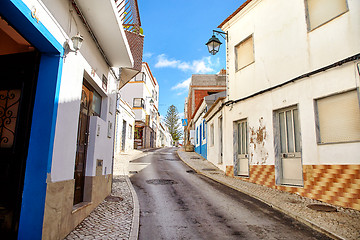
[0,0,63,239]
[194,120,207,159]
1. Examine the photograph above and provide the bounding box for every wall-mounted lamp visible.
[206,30,227,55]
[64,33,84,57]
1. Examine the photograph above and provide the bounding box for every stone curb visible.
[126,176,140,240]
[176,150,343,240]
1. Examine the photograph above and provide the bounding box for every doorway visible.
[219,116,223,164]
[235,120,249,176]
[73,84,92,205]
[0,51,40,237]
[275,106,303,186]
[122,120,127,151]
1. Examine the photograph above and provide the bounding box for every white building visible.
[120,62,160,149]
[113,98,135,175]
[207,0,360,210]
[159,122,173,147]
[0,0,143,238]
[114,98,136,153]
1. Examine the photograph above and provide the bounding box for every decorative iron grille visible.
[0,89,21,148]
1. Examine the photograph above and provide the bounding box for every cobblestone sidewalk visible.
[64,176,134,240]
[177,148,360,240]
[64,149,148,240]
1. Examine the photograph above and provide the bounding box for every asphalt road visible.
[129,147,330,240]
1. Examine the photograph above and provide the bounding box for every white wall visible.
[223,0,360,101]
[206,101,226,172]
[219,0,360,168]
[115,99,135,153]
[29,0,121,182]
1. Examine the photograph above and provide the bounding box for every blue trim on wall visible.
[0,1,63,239]
[201,143,207,159]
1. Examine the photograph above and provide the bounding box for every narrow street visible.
[129,147,330,240]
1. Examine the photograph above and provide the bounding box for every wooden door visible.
[73,85,92,205]
[0,52,39,238]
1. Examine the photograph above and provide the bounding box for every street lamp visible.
[64,33,84,58]
[205,30,227,55]
[71,33,84,54]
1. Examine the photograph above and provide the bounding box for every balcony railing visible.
[115,0,143,73]
[115,0,141,34]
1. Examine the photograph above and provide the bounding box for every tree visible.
[164,105,182,144]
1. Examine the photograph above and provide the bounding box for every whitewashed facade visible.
[213,0,360,210]
[120,62,160,148]
[0,0,142,238]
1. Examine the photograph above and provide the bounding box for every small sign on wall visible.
[107,121,113,138]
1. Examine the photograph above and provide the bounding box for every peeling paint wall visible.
[249,117,269,165]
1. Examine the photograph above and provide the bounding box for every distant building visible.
[120,62,160,149]
[184,71,226,145]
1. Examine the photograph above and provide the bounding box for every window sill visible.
[317,140,360,145]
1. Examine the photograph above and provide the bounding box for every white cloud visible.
[143,52,153,59]
[171,78,191,90]
[155,54,179,68]
[155,54,217,74]
[171,78,191,96]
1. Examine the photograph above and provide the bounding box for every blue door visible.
[199,124,202,154]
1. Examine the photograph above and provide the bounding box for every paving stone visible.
[177,148,360,240]
[64,149,151,240]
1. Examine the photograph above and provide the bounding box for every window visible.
[235,35,254,71]
[135,72,146,82]
[316,90,360,143]
[133,98,144,108]
[102,75,108,91]
[128,124,133,138]
[210,124,214,146]
[306,0,348,30]
[237,121,248,156]
[91,91,102,116]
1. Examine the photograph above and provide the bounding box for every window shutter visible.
[317,90,360,143]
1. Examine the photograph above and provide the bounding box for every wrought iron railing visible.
[115,0,141,34]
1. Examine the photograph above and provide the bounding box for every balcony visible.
[70,0,144,86]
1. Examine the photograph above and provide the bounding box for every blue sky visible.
[137,1,245,119]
